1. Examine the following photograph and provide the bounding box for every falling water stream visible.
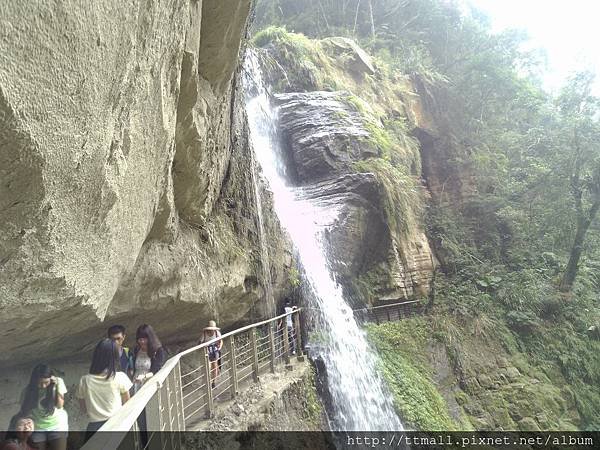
[243,50,403,431]
[249,141,276,318]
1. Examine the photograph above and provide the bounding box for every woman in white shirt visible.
[76,339,132,442]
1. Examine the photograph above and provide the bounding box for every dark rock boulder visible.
[321,37,376,76]
[298,174,390,297]
[275,91,378,184]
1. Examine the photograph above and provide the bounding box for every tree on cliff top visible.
[554,71,600,291]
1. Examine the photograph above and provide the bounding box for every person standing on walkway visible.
[132,324,167,446]
[132,324,167,393]
[76,339,132,441]
[107,325,134,378]
[19,364,67,450]
[278,299,297,355]
[0,415,34,450]
[200,320,222,389]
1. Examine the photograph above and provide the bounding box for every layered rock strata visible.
[274,90,434,304]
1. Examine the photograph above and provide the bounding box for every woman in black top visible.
[131,324,167,448]
[132,324,167,390]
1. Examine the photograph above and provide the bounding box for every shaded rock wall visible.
[0,1,291,368]
[408,76,477,204]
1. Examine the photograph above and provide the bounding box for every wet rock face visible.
[0,1,291,368]
[275,91,378,184]
[274,89,434,303]
[299,173,391,291]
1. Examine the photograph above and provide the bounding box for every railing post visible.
[165,373,175,449]
[269,323,276,372]
[293,311,303,357]
[174,361,185,432]
[146,388,161,431]
[203,347,213,418]
[229,335,238,398]
[283,319,290,364]
[145,385,162,450]
[251,328,260,381]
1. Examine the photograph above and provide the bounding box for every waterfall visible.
[243,49,403,431]
[249,141,276,318]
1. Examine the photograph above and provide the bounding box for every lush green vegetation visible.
[302,366,324,425]
[366,320,459,430]
[254,0,600,430]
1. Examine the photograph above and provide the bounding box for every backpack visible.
[208,344,219,359]
[122,347,134,371]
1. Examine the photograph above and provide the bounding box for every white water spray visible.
[243,50,403,431]
[249,144,276,318]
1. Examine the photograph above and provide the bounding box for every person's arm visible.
[217,331,223,350]
[150,347,167,374]
[126,350,135,379]
[56,393,65,409]
[118,372,134,399]
[53,377,67,408]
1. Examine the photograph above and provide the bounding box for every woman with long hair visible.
[0,415,34,450]
[132,324,167,447]
[76,339,132,441]
[132,324,167,393]
[19,364,67,450]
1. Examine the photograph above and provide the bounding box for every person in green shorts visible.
[19,364,67,450]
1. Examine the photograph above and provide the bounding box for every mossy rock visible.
[366,321,458,430]
[455,390,469,406]
[491,408,516,429]
[477,374,493,389]
[518,417,541,431]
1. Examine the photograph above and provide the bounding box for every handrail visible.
[83,308,302,450]
[353,300,421,313]
[178,308,301,358]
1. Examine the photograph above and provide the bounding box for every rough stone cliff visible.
[0,1,292,368]
[253,32,436,305]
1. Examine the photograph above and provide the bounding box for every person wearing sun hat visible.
[199,320,222,388]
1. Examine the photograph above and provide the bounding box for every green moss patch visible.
[366,320,458,430]
[353,158,422,238]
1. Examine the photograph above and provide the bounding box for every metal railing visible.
[82,309,302,450]
[353,300,423,325]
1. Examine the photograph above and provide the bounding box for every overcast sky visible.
[466,0,600,94]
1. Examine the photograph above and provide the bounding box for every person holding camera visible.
[19,364,67,450]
